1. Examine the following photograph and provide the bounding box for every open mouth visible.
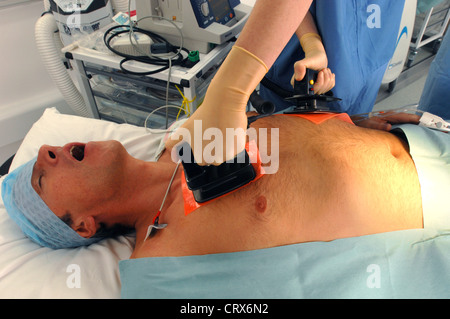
[70,145,85,161]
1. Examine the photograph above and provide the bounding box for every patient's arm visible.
[352,111,421,131]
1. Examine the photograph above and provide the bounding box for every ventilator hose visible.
[43,0,50,11]
[35,12,90,117]
[249,90,275,114]
[110,0,130,14]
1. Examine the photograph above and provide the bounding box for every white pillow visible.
[0,107,169,298]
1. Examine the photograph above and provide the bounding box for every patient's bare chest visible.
[134,117,423,258]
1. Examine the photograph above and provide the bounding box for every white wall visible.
[0,1,72,165]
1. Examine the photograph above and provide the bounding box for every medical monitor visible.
[135,0,252,53]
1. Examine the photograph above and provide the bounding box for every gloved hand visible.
[290,33,335,95]
[165,46,268,165]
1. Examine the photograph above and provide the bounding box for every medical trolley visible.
[64,40,233,128]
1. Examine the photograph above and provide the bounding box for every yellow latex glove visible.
[290,33,335,95]
[165,46,268,165]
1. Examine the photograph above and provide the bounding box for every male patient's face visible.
[31,140,128,219]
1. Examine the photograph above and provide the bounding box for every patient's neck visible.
[115,154,181,231]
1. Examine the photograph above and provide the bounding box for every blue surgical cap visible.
[1,159,101,249]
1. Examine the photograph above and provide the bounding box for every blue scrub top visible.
[259,0,405,115]
[419,30,450,120]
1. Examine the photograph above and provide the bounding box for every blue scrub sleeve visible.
[419,30,450,120]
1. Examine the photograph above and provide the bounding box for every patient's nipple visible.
[255,195,267,213]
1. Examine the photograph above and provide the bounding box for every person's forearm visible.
[295,10,319,40]
[295,10,326,64]
[235,0,312,68]
[290,9,331,93]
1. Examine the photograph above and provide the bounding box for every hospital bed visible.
[1,107,450,299]
[0,108,153,298]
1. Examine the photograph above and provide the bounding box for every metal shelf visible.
[408,2,450,67]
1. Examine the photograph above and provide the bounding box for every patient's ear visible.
[74,216,97,238]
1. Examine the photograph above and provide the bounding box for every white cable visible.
[126,0,184,62]
[127,0,189,129]
[144,105,187,133]
[159,160,181,213]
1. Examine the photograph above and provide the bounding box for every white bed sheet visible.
[0,107,169,298]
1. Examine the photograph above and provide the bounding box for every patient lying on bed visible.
[3,111,433,257]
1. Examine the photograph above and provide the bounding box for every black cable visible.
[40,10,53,17]
[260,76,293,98]
[249,90,275,114]
[0,154,15,176]
[103,25,189,76]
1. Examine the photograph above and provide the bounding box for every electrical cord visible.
[102,0,194,129]
[103,24,190,76]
